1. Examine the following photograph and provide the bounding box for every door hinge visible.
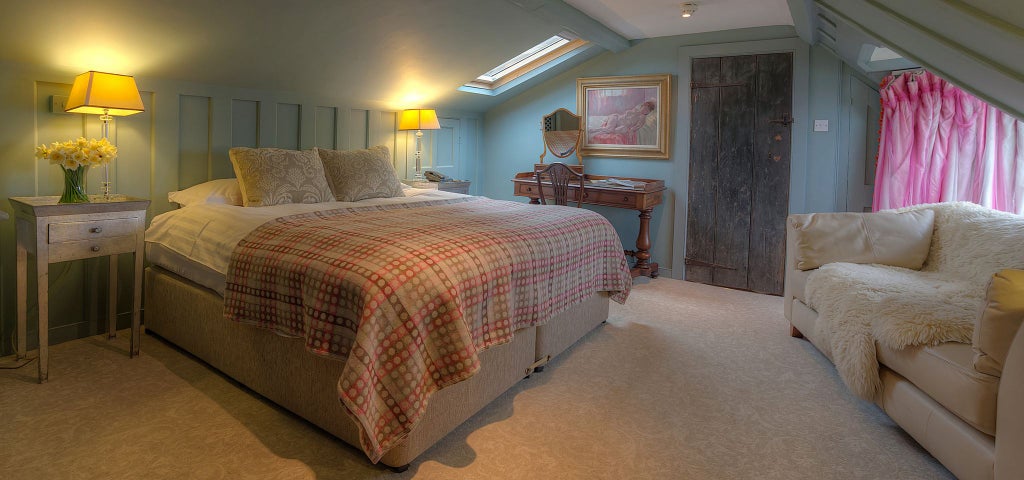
[684,257,737,270]
[690,82,747,88]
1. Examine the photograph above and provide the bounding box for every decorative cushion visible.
[228,147,334,207]
[317,145,404,202]
[790,209,935,271]
[973,269,1024,377]
[167,179,242,207]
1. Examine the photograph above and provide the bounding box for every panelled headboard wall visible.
[0,62,478,356]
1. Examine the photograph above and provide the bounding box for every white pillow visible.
[168,179,243,207]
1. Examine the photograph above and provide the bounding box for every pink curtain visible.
[873,70,1024,214]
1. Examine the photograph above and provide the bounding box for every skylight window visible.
[464,34,588,91]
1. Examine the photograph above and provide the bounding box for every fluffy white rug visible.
[805,202,1024,399]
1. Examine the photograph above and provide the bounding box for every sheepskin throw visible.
[805,202,1024,399]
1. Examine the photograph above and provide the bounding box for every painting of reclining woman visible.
[577,74,671,159]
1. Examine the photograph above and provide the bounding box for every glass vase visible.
[59,165,89,204]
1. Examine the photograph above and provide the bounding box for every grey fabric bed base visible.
[143,266,610,468]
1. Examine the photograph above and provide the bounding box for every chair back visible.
[535,162,585,207]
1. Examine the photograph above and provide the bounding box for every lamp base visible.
[91,193,129,203]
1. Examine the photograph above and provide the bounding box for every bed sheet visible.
[145,188,462,295]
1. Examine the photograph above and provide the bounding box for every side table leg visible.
[108,254,118,339]
[629,208,658,278]
[131,243,144,357]
[16,234,27,359]
[36,246,49,383]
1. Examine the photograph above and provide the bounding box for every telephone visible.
[424,170,452,182]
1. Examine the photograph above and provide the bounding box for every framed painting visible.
[576,74,671,159]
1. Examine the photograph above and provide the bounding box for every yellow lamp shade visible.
[65,71,145,116]
[398,109,440,131]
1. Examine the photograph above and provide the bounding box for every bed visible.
[144,171,631,469]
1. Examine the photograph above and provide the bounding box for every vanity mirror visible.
[539,108,583,163]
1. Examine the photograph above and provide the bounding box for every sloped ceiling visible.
[0,0,564,112]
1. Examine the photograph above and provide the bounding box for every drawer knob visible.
[526,187,533,192]
[90,227,103,233]
[91,246,101,252]
[623,196,630,201]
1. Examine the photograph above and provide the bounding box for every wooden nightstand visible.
[402,179,471,194]
[10,196,150,383]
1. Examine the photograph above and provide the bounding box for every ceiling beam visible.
[787,0,817,44]
[506,0,630,52]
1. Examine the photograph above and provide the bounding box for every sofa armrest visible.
[783,214,809,321]
[996,322,1024,479]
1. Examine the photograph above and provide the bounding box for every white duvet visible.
[145,188,465,295]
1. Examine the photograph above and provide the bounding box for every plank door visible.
[685,53,793,295]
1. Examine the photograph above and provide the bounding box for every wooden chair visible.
[535,162,585,207]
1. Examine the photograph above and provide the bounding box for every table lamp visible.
[65,71,145,200]
[398,109,441,180]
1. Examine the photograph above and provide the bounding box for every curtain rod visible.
[890,68,924,76]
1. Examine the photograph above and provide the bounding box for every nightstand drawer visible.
[48,217,139,243]
[48,235,137,263]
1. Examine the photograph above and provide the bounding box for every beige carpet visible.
[0,279,952,479]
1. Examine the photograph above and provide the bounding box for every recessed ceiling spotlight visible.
[680,2,698,18]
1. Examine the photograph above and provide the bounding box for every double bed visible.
[144,175,631,468]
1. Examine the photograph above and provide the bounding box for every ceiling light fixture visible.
[680,2,697,18]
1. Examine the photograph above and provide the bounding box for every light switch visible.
[813,119,829,132]
[50,95,70,114]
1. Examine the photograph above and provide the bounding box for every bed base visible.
[143,266,610,468]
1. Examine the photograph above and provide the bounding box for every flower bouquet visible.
[35,137,118,203]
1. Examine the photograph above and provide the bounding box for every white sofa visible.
[783,202,1024,480]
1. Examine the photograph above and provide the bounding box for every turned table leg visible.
[629,208,658,278]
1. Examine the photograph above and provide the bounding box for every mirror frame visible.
[539,108,583,164]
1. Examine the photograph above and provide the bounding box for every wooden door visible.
[685,53,793,295]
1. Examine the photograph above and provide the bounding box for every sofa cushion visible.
[910,202,1024,285]
[877,341,999,436]
[789,209,934,271]
[973,269,1024,377]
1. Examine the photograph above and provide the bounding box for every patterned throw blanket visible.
[224,197,631,462]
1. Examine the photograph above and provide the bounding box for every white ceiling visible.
[0,0,560,112]
[565,0,794,40]
[0,0,798,112]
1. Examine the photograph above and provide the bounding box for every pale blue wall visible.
[479,26,864,279]
[0,59,482,355]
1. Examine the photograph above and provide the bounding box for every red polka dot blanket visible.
[224,196,631,462]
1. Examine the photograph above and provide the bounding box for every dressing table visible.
[512,108,666,278]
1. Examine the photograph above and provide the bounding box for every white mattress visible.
[145,189,466,296]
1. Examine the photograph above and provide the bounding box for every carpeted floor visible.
[0,278,952,479]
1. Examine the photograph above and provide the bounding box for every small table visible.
[10,196,150,383]
[512,172,666,278]
[402,179,471,194]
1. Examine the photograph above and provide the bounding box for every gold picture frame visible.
[576,74,671,159]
